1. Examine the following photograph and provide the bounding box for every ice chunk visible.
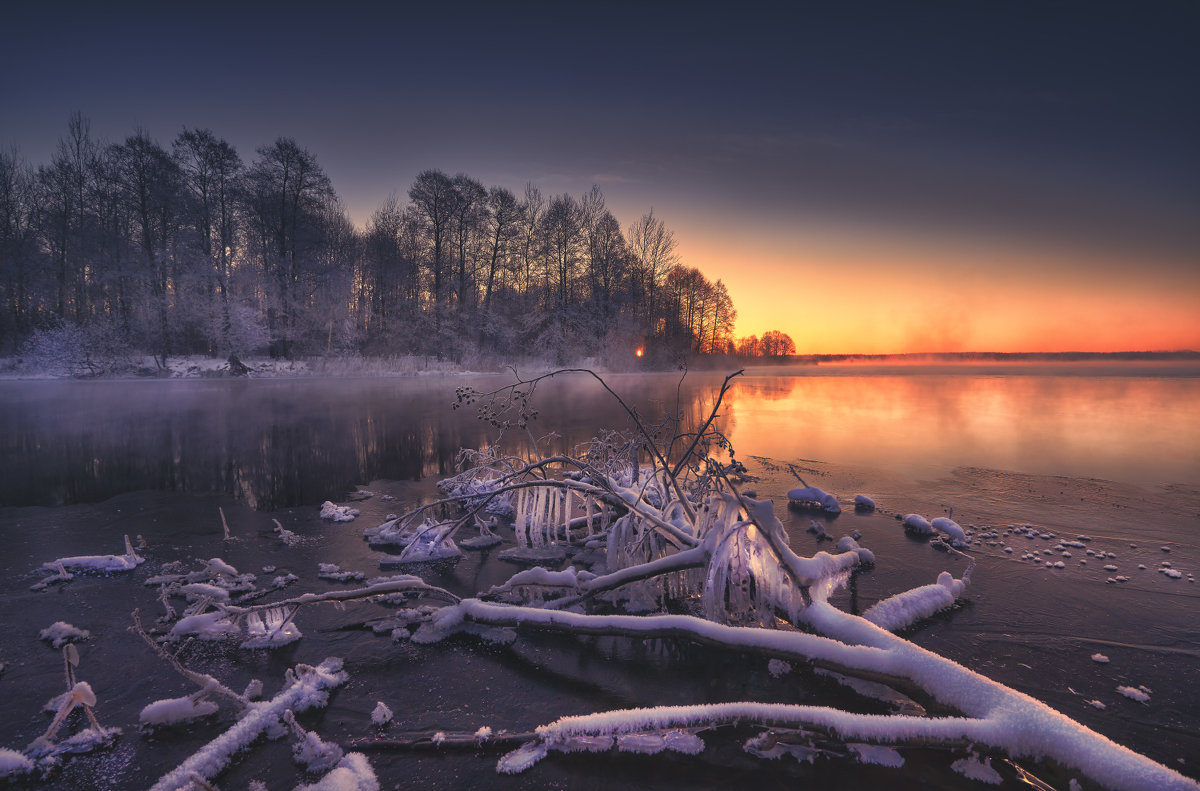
[951,753,1003,784]
[849,743,904,767]
[170,611,241,641]
[242,608,303,648]
[853,495,876,511]
[1091,653,1110,664]
[181,582,230,602]
[318,563,365,582]
[497,740,548,774]
[397,522,462,562]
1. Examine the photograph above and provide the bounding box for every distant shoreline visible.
[788,350,1200,364]
[1,349,1197,381]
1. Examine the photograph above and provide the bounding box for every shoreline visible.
[3,351,1199,382]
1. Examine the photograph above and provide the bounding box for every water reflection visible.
[725,368,1200,484]
[2,366,1195,511]
[0,375,722,510]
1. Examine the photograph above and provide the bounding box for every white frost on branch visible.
[862,572,966,632]
[41,534,144,573]
[148,658,348,791]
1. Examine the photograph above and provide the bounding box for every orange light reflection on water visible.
[723,367,1200,485]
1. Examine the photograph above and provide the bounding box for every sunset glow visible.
[677,222,1200,354]
[2,4,1195,357]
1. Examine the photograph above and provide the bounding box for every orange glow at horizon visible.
[675,217,1200,355]
[635,347,644,357]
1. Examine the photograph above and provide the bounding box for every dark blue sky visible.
[4,1,1198,350]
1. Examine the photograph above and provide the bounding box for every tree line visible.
[0,115,767,369]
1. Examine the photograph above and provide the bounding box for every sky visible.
[3,1,1197,354]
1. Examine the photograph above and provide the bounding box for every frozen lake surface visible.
[0,365,1196,789]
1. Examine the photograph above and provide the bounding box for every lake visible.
[0,364,1197,789]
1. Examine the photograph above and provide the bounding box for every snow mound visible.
[371,702,393,726]
[902,514,933,534]
[1117,686,1150,704]
[930,517,967,547]
[320,502,360,522]
[140,696,220,727]
[853,495,876,511]
[40,621,90,648]
[43,534,144,573]
[787,486,841,514]
[294,752,379,791]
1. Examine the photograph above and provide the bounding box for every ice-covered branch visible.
[542,546,711,610]
[441,598,1196,791]
[148,658,348,791]
[217,576,460,615]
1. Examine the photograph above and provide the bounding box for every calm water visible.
[1,364,1197,510]
[0,365,1197,789]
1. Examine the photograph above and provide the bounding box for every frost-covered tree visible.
[242,138,336,358]
[173,129,243,353]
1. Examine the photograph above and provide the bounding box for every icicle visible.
[531,488,544,548]
[516,489,528,547]
[585,495,595,538]
[563,488,573,541]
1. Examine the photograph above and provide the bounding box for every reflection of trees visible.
[0,376,734,510]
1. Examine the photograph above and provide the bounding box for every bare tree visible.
[408,169,456,305]
[173,129,243,352]
[243,138,334,358]
[626,209,678,338]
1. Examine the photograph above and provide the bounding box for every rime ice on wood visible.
[42,534,144,573]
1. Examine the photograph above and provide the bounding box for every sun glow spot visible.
[635,348,644,358]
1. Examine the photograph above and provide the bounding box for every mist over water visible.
[2,363,1195,511]
[0,374,720,509]
[727,363,1200,485]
